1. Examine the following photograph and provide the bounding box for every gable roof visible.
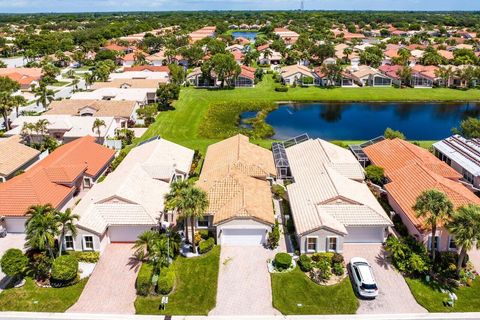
[90,79,162,90]
[123,65,170,72]
[46,100,137,118]
[0,136,40,177]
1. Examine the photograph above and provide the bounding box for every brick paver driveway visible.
[68,244,140,314]
[0,234,25,290]
[343,243,427,314]
[209,246,281,316]
[468,248,480,273]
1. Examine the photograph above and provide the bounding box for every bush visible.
[392,214,409,237]
[274,253,292,271]
[198,230,210,240]
[311,252,333,263]
[365,165,385,185]
[298,254,313,272]
[268,221,280,249]
[274,85,288,92]
[28,251,52,281]
[67,251,100,263]
[310,258,332,283]
[0,249,28,279]
[271,184,286,199]
[157,267,175,295]
[199,238,215,254]
[136,263,154,296]
[384,127,406,140]
[51,255,78,285]
[331,253,344,266]
[333,263,345,276]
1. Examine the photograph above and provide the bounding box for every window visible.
[83,236,94,251]
[306,237,317,252]
[462,169,474,184]
[64,235,74,250]
[327,237,338,252]
[83,177,92,188]
[428,235,440,251]
[448,237,457,251]
[196,216,209,228]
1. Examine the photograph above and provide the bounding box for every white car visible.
[350,257,378,298]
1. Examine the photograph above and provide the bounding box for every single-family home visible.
[70,87,156,105]
[189,26,216,43]
[0,68,42,90]
[0,135,41,182]
[347,65,393,87]
[363,138,480,252]
[0,136,115,233]
[280,65,319,86]
[258,50,282,65]
[69,137,194,252]
[196,134,276,246]
[146,51,168,66]
[186,65,256,88]
[110,65,170,82]
[314,67,355,87]
[274,28,300,45]
[433,135,480,190]
[284,138,392,254]
[411,65,439,88]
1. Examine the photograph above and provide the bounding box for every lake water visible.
[231,31,258,41]
[261,102,480,140]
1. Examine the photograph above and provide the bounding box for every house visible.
[235,65,256,87]
[70,88,156,105]
[70,137,194,252]
[284,138,392,254]
[363,138,480,252]
[46,99,139,128]
[110,65,170,82]
[6,115,118,144]
[378,65,403,86]
[90,79,163,90]
[411,65,439,88]
[146,51,168,66]
[189,26,216,43]
[347,65,393,87]
[274,28,299,45]
[0,68,42,90]
[196,134,276,246]
[0,135,41,182]
[0,136,115,233]
[186,65,256,88]
[280,65,319,86]
[314,67,355,87]
[102,43,132,53]
[258,50,282,65]
[433,135,480,190]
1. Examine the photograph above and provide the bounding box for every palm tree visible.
[21,122,36,145]
[25,204,59,259]
[83,72,95,90]
[413,189,454,272]
[71,78,80,92]
[92,118,106,140]
[32,82,55,110]
[396,66,412,87]
[0,76,21,130]
[447,204,480,276]
[435,66,454,88]
[56,208,79,256]
[133,230,159,261]
[343,47,353,62]
[164,180,191,243]
[35,119,50,136]
[10,94,26,118]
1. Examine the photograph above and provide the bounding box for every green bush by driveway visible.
[271,267,358,314]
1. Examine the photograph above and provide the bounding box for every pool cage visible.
[349,136,385,167]
[272,133,310,180]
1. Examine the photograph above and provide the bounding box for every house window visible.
[448,237,457,251]
[196,216,209,228]
[306,237,317,252]
[83,177,92,188]
[462,169,474,184]
[64,235,74,250]
[83,236,94,251]
[327,237,338,252]
[428,235,440,251]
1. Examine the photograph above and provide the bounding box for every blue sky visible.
[0,0,479,13]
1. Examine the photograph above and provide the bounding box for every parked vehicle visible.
[350,257,378,298]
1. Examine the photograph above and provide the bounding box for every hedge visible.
[298,254,313,272]
[0,248,28,279]
[51,255,78,285]
[199,238,215,254]
[274,253,292,271]
[136,262,154,296]
[157,267,175,295]
[67,251,100,263]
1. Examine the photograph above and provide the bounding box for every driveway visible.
[209,246,281,316]
[68,244,140,314]
[468,248,480,274]
[0,234,25,291]
[343,243,427,314]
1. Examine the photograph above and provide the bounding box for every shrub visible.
[271,184,286,199]
[274,253,292,271]
[267,221,280,249]
[157,267,175,295]
[365,165,385,185]
[384,127,406,140]
[198,230,210,240]
[136,262,154,296]
[28,251,52,281]
[199,238,215,254]
[298,254,313,272]
[67,251,100,263]
[331,253,344,266]
[311,252,333,263]
[274,85,288,92]
[333,263,345,276]
[392,214,409,237]
[0,249,28,279]
[51,255,78,285]
[316,258,332,280]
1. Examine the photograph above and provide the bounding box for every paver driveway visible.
[68,244,140,314]
[468,248,480,273]
[343,243,427,314]
[0,234,25,291]
[209,246,281,316]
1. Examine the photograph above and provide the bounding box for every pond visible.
[261,102,480,141]
[231,31,258,41]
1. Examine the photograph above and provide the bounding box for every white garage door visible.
[108,226,152,243]
[221,228,266,246]
[344,226,384,243]
[5,217,26,233]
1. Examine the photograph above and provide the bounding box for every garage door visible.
[5,217,26,233]
[344,226,384,243]
[221,228,266,246]
[108,226,152,243]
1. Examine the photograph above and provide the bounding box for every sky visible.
[0,0,479,13]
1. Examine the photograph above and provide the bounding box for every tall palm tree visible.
[164,180,191,243]
[83,72,95,90]
[35,119,50,136]
[32,82,55,110]
[178,186,209,254]
[56,208,79,256]
[447,204,480,276]
[435,66,454,88]
[343,47,353,62]
[92,118,106,140]
[25,204,58,259]
[0,76,21,131]
[71,78,80,92]
[413,189,454,272]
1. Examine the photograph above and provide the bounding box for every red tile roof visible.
[0,136,115,216]
[239,65,256,80]
[124,65,170,72]
[378,64,402,80]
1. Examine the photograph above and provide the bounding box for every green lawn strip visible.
[406,277,480,312]
[0,277,87,312]
[51,81,70,87]
[135,246,220,315]
[271,267,359,315]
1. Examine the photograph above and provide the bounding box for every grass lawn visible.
[136,76,471,154]
[0,278,87,312]
[406,277,480,312]
[135,246,220,315]
[51,81,70,87]
[271,267,359,315]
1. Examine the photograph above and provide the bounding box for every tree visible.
[320,63,343,86]
[164,180,191,243]
[421,47,444,66]
[41,63,60,84]
[25,204,59,259]
[210,53,241,88]
[360,46,384,68]
[156,83,180,109]
[453,117,480,139]
[0,76,22,130]
[396,66,412,87]
[384,127,406,140]
[83,72,95,89]
[56,208,79,257]
[134,52,147,66]
[343,47,353,62]
[93,60,115,82]
[311,44,335,64]
[32,81,55,110]
[168,63,186,86]
[447,204,480,276]
[413,189,454,272]
[92,118,106,140]
[395,48,411,66]
[365,165,385,185]
[435,66,454,87]
[0,249,28,281]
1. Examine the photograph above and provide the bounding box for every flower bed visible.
[297,252,346,286]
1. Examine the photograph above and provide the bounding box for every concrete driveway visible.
[0,234,25,291]
[68,244,140,314]
[209,246,281,316]
[468,248,480,273]
[343,243,427,314]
